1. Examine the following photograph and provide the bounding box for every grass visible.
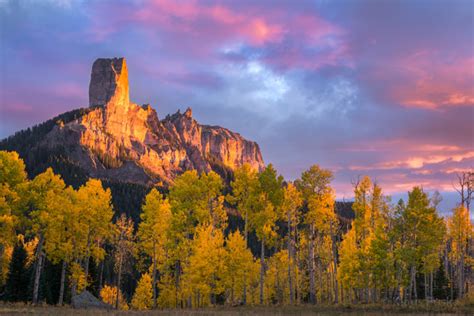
[0,302,473,315]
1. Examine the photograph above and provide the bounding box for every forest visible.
[0,150,472,310]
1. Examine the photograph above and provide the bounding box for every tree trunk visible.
[260,236,265,305]
[287,211,294,304]
[32,235,45,305]
[295,225,300,304]
[331,226,339,304]
[58,261,67,305]
[450,262,454,300]
[318,257,323,303]
[116,253,123,309]
[153,242,157,309]
[429,271,433,301]
[459,253,465,298]
[423,272,429,301]
[175,261,180,308]
[408,266,413,303]
[231,277,234,304]
[412,266,417,302]
[84,256,90,288]
[309,224,316,304]
[243,211,248,305]
[99,260,104,292]
[83,236,91,286]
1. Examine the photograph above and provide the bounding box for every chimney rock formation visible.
[89,57,129,108]
[21,57,265,185]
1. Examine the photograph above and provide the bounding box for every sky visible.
[0,0,473,214]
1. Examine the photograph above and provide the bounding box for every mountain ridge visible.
[0,57,264,187]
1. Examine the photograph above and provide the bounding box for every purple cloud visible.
[0,0,472,212]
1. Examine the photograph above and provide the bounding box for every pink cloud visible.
[52,82,86,99]
[0,103,33,113]
[86,0,348,70]
[335,137,473,198]
[131,0,285,46]
[391,52,474,109]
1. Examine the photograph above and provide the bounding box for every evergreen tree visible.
[5,242,29,302]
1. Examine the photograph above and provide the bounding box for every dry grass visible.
[0,302,472,315]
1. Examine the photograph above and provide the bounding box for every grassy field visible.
[0,302,473,316]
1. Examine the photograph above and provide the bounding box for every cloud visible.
[0,0,80,9]
[0,0,472,214]
[394,53,474,109]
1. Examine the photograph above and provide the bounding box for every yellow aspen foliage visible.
[223,230,257,305]
[100,285,129,310]
[264,250,293,304]
[295,232,310,301]
[139,188,172,307]
[0,245,13,285]
[138,189,171,266]
[181,224,226,307]
[43,186,82,266]
[448,206,472,265]
[0,151,28,283]
[227,163,259,239]
[76,179,114,263]
[157,273,178,308]
[17,235,38,267]
[338,228,359,291]
[281,183,302,226]
[69,262,87,293]
[131,273,153,310]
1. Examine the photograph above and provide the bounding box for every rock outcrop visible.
[39,57,264,185]
[71,290,111,309]
[89,57,129,108]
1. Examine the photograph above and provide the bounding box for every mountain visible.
[0,57,264,188]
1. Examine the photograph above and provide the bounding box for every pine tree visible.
[5,242,29,302]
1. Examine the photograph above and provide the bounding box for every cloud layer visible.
[0,0,472,212]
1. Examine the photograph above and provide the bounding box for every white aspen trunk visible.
[32,235,45,305]
[259,236,265,305]
[58,261,67,305]
[309,224,316,304]
[288,211,294,304]
[153,242,157,308]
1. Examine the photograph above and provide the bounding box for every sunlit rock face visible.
[89,58,130,108]
[44,57,264,185]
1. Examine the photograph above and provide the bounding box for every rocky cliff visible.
[4,57,264,186]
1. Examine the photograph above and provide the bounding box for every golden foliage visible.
[100,285,128,310]
[131,273,153,310]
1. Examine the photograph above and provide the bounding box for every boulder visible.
[71,290,111,309]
